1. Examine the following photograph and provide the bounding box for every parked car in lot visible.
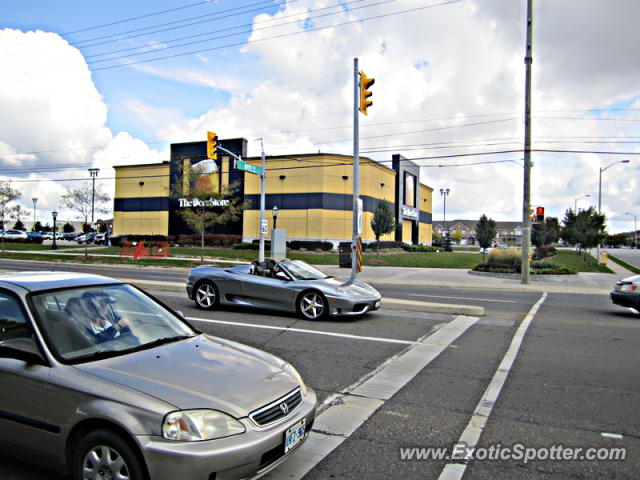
[61,232,78,241]
[0,272,316,480]
[1,229,28,240]
[610,274,640,312]
[188,259,382,320]
[94,232,109,245]
[75,232,96,244]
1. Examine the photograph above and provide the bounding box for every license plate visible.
[284,418,306,454]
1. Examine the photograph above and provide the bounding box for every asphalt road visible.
[608,248,640,269]
[0,260,638,479]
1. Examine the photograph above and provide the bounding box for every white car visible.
[1,230,28,240]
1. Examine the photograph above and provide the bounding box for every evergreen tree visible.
[476,214,497,261]
[370,200,395,256]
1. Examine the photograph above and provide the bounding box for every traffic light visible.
[207,131,218,160]
[358,71,375,115]
[536,206,545,224]
[529,208,536,224]
[356,236,363,272]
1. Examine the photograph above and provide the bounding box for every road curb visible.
[120,278,485,317]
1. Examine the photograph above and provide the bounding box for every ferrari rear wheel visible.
[195,281,219,310]
[297,291,328,320]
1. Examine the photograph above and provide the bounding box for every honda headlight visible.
[162,410,245,441]
[284,363,308,396]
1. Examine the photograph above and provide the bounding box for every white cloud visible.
[2,0,639,235]
[0,28,163,221]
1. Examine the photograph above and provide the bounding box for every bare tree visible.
[0,181,22,252]
[176,162,246,261]
[9,204,27,230]
[61,182,110,257]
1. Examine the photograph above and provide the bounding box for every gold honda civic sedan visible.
[0,271,316,480]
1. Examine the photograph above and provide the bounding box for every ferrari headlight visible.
[284,362,308,396]
[162,409,245,441]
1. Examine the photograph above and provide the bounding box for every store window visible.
[404,172,416,207]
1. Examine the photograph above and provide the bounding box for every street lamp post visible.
[626,212,637,249]
[597,159,629,263]
[440,188,450,247]
[51,211,58,250]
[574,193,590,213]
[272,205,279,230]
[88,168,100,225]
[32,197,38,231]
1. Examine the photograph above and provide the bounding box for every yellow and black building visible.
[113,138,433,245]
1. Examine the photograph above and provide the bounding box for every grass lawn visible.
[552,250,613,273]
[0,243,78,251]
[0,245,615,273]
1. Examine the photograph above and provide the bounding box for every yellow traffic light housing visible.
[207,131,218,160]
[358,71,375,115]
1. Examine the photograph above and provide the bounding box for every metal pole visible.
[258,139,266,262]
[346,57,360,286]
[596,167,602,263]
[32,197,37,231]
[521,0,533,284]
[89,168,99,225]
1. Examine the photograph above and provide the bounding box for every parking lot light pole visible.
[597,159,629,263]
[32,197,38,231]
[626,212,637,248]
[440,188,450,245]
[272,205,279,230]
[88,168,100,225]
[51,211,58,250]
[574,193,590,213]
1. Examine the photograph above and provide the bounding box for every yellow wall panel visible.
[115,165,170,199]
[402,221,413,243]
[419,184,433,213]
[419,223,432,245]
[113,211,168,236]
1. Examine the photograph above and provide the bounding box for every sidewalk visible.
[319,264,633,295]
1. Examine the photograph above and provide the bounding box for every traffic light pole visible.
[345,57,360,287]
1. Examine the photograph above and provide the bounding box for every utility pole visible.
[258,139,267,262]
[521,0,533,284]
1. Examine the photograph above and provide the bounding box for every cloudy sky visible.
[1,0,638,234]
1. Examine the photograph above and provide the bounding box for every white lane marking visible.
[185,316,457,347]
[408,293,518,304]
[438,293,548,480]
[601,432,624,440]
[265,315,480,480]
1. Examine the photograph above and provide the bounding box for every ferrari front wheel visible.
[297,291,328,320]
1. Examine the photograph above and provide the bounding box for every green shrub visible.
[402,244,441,253]
[288,240,333,251]
[487,247,521,265]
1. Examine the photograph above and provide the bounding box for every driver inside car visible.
[64,295,133,344]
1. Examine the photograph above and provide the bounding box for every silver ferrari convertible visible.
[186,259,381,320]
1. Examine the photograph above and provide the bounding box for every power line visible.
[0,0,461,84]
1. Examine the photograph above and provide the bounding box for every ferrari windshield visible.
[280,260,329,280]
[30,284,196,362]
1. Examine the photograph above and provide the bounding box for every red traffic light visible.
[535,206,545,223]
